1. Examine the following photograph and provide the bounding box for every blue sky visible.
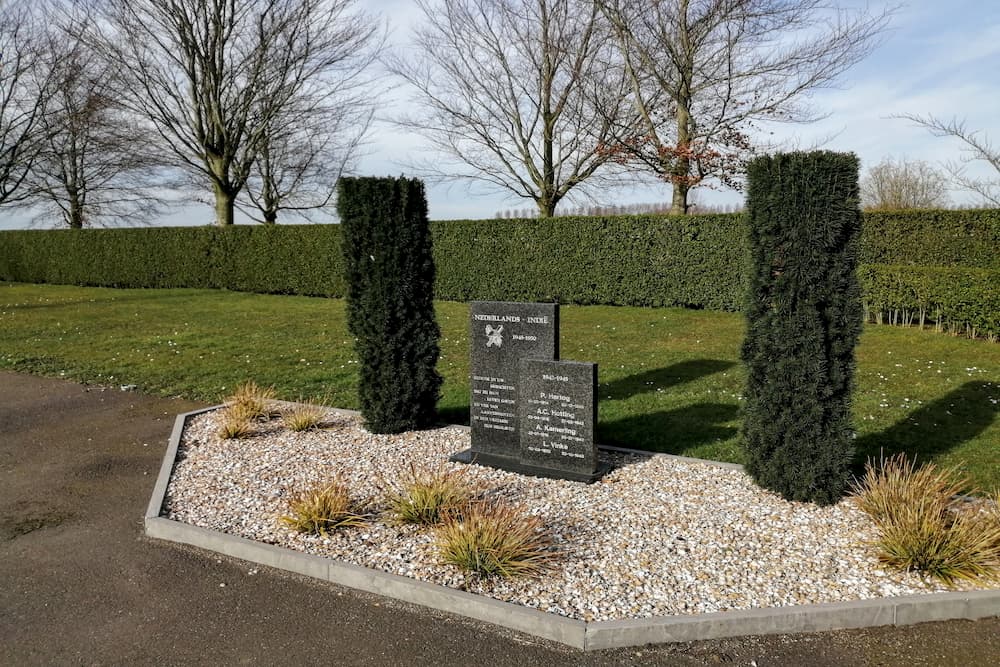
[2,0,997,228]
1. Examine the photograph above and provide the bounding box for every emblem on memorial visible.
[485,325,504,348]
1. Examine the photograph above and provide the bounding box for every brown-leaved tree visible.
[597,0,893,214]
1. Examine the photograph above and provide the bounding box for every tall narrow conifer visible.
[337,176,442,433]
[741,151,863,504]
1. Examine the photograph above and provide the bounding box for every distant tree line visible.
[494,200,744,218]
[2,1,995,227]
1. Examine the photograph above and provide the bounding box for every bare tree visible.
[896,114,1000,208]
[23,9,166,228]
[860,157,949,211]
[0,1,51,206]
[242,13,381,224]
[389,0,636,217]
[598,0,893,214]
[93,0,381,226]
[242,107,366,223]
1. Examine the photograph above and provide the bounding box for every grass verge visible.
[1,282,997,488]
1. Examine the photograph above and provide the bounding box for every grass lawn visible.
[2,282,997,490]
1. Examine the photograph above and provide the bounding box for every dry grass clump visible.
[217,402,257,440]
[435,498,556,578]
[227,380,277,421]
[384,465,477,526]
[278,480,370,536]
[852,453,967,522]
[283,401,328,432]
[852,454,1000,586]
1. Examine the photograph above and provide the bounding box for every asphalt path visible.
[1,371,997,666]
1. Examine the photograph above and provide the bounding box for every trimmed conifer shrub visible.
[337,176,442,433]
[741,151,863,505]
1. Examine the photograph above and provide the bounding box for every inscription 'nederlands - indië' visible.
[472,314,551,324]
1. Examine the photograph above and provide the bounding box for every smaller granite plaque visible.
[518,359,598,477]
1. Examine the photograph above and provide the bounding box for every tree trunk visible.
[262,209,277,224]
[537,197,557,217]
[670,101,692,216]
[538,2,556,220]
[67,192,84,229]
[670,2,693,216]
[670,180,690,216]
[213,181,236,226]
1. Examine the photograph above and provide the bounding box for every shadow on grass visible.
[601,359,735,401]
[438,358,736,428]
[438,404,471,427]
[853,381,999,468]
[599,402,739,456]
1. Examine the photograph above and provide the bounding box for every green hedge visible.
[0,225,346,296]
[432,215,749,309]
[859,265,1000,339]
[1,210,997,336]
[859,209,1000,269]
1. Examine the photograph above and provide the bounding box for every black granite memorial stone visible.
[464,301,558,461]
[451,301,605,482]
[519,359,599,479]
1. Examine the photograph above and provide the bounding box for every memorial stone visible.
[461,301,558,464]
[519,359,599,480]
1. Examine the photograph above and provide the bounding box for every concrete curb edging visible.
[145,407,1000,651]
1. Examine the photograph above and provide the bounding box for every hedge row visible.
[1,211,997,335]
[0,225,346,296]
[860,264,1000,340]
[432,215,749,309]
[859,209,999,269]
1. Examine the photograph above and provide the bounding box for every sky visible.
[2,0,998,229]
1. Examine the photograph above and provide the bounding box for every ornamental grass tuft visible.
[873,501,1000,586]
[384,465,477,526]
[216,402,257,440]
[279,480,369,536]
[435,498,556,578]
[851,453,968,523]
[227,380,277,421]
[853,454,1000,586]
[282,401,328,432]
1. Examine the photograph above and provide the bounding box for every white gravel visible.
[163,406,995,622]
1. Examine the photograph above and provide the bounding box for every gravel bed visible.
[163,406,994,622]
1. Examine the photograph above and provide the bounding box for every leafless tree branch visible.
[894,113,1000,208]
[387,0,637,217]
[241,5,383,223]
[860,157,949,211]
[16,3,170,228]
[0,1,53,206]
[91,0,381,225]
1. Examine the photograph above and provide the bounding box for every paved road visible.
[1,371,998,666]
